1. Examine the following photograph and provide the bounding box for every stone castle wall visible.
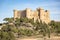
[14,8,50,24]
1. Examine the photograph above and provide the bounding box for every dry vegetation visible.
[0,17,60,40]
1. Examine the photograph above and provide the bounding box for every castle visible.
[14,7,50,24]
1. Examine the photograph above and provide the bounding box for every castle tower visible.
[37,8,45,22]
[20,10,26,18]
[14,10,18,19]
[26,8,32,19]
[45,10,50,23]
[14,10,20,19]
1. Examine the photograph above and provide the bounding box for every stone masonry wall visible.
[13,8,50,24]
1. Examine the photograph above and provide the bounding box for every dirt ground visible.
[16,36,60,40]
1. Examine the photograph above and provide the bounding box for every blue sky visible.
[0,0,60,23]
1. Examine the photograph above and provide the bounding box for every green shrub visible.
[18,28,34,36]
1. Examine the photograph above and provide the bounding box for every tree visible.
[0,31,15,40]
[54,22,60,35]
[48,20,56,33]
[14,18,21,27]
[33,20,51,38]
[18,28,34,37]
[3,18,14,23]
[48,20,60,36]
